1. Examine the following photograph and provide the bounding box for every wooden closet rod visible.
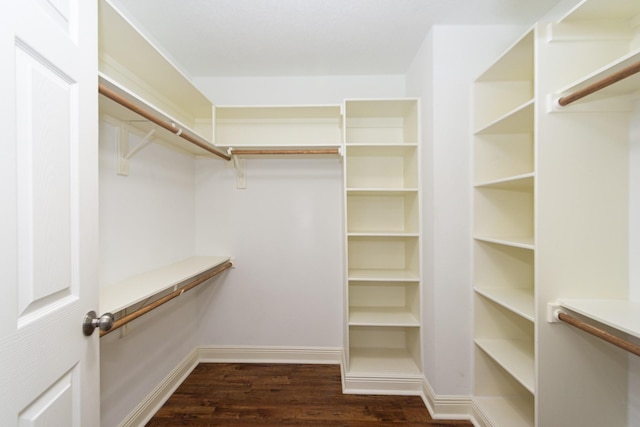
[558,60,640,106]
[98,84,231,161]
[557,311,640,357]
[100,261,233,337]
[229,148,341,156]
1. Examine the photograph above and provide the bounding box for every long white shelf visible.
[558,298,640,339]
[99,75,220,158]
[474,287,534,322]
[100,256,231,314]
[475,99,534,135]
[349,307,420,327]
[474,173,534,191]
[556,49,640,106]
[348,269,420,282]
[474,235,535,250]
[475,338,535,394]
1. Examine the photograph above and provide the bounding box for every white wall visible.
[192,75,405,349]
[195,75,405,105]
[405,25,527,396]
[98,120,205,427]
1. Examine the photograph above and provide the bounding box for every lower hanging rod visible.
[558,60,640,107]
[557,311,640,357]
[98,84,231,161]
[229,148,341,156]
[100,261,233,337]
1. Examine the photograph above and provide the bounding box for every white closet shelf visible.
[475,173,534,191]
[475,339,535,394]
[474,287,534,322]
[475,99,534,135]
[348,269,420,282]
[99,75,222,158]
[558,299,640,339]
[474,236,535,250]
[99,0,213,127]
[214,105,342,148]
[556,50,640,107]
[349,307,420,327]
[560,0,640,22]
[100,256,231,314]
[474,396,534,427]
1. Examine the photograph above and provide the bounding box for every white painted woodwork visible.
[98,0,216,154]
[100,256,231,314]
[473,0,640,424]
[214,105,342,148]
[0,0,99,425]
[343,99,422,383]
[472,27,537,427]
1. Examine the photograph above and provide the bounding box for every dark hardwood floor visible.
[147,363,474,426]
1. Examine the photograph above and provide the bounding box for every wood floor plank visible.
[147,363,473,426]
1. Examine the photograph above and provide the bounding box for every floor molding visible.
[421,378,478,426]
[118,345,481,426]
[118,348,200,427]
[197,345,343,364]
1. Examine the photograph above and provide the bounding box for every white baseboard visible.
[118,345,482,427]
[342,373,424,395]
[421,377,478,426]
[197,345,343,364]
[118,347,200,427]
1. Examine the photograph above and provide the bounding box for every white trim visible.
[197,345,343,364]
[468,399,492,427]
[342,373,424,395]
[118,348,200,427]
[421,377,479,426]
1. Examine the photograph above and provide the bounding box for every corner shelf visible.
[99,256,231,315]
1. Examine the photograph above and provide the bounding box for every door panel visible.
[0,0,99,425]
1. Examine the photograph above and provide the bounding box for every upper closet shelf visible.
[555,51,640,108]
[215,105,343,150]
[99,0,227,159]
[100,256,231,315]
[557,299,640,340]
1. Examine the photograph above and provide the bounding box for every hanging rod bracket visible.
[116,127,157,176]
[227,148,247,189]
[547,302,563,323]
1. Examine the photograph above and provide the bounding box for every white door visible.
[0,0,100,426]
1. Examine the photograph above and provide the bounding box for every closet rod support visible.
[125,129,156,160]
[556,310,640,358]
[558,60,640,107]
[98,84,231,161]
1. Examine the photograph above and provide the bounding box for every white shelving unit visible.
[214,105,342,150]
[343,99,422,388]
[99,0,219,158]
[534,0,638,425]
[473,0,640,425]
[472,28,536,426]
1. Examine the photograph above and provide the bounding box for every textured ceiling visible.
[109,0,563,77]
